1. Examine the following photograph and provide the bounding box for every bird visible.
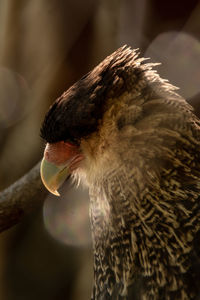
[40,45,200,300]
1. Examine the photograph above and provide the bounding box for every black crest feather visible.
[40,45,141,144]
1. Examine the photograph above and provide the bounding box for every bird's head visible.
[40,45,187,196]
[40,45,140,195]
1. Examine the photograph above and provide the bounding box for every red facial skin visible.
[44,141,84,171]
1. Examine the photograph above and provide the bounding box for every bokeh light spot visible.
[43,180,91,247]
[0,67,28,128]
[145,31,200,99]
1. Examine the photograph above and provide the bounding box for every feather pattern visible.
[41,46,200,299]
[77,47,200,299]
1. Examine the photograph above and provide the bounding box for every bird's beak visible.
[40,158,70,196]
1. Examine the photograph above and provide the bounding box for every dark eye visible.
[64,136,80,146]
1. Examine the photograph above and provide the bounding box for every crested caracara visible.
[40,46,200,300]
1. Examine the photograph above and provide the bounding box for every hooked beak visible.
[40,158,70,196]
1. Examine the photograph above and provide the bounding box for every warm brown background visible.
[0,0,200,299]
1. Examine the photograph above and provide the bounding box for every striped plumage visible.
[41,46,200,299]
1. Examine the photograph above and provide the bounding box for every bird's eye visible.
[64,138,80,146]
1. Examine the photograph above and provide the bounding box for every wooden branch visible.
[0,161,48,233]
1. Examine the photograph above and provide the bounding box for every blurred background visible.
[0,0,200,299]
